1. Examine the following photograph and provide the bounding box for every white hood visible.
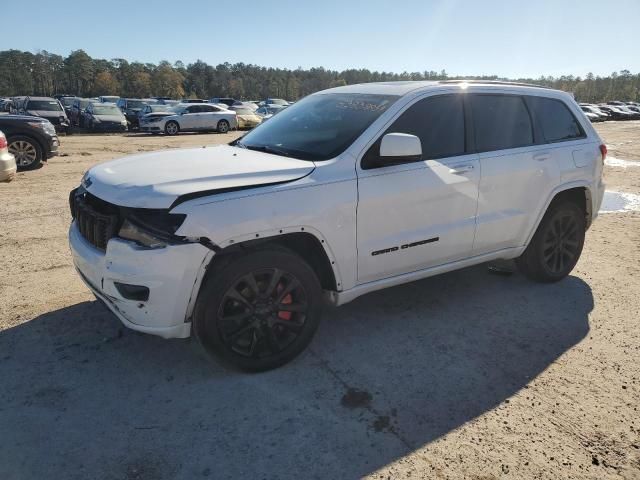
[84,145,315,209]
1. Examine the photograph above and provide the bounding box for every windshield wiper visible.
[242,144,292,157]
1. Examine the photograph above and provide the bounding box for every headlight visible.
[119,220,167,249]
[28,121,56,135]
[118,212,186,249]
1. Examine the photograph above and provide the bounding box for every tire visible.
[194,248,323,371]
[165,121,180,136]
[8,135,43,171]
[516,200,585,282]
[217,119,230,134]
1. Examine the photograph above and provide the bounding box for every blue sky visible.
[3,0,639,78]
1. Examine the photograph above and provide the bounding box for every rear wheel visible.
[217,119,230,133]
[165,121,180,135]
[194,248,323,371]
[8,136,42,170]
[516,201,585,282]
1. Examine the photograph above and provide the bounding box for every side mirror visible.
[379,133,422,163]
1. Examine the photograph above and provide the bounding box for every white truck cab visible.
[69,81,606,371]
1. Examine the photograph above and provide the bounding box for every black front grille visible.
[70,189,119,251]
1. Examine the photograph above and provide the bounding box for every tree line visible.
[1,49,639,103]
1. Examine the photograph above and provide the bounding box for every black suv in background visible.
[19,96,71,133]
[116,98,155,129]
[0,114,60,170]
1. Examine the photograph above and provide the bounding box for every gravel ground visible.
[0,125,639,480]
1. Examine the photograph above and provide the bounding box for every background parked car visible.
[230,105,263,129]
[69,98,94,127]
[597,104,635,120]
[580,105,608,121]
[10,96,27,113]
[240,101,259,111]
[614,105,640,119]
[59,96,76,117]
[0,130,17,182]
[256,105,287,121]
[259,98,290,107]
[0,114,59,170]
[83,103,128,132]
[583,111,603,122]
[0,98,15,112]
[208,97,238,107]
[19,96,71,133]
[99,95,120,104]
[137,104,175,122]
[180,99,207,104]
[116,98,153,129]
[141,103,237,135]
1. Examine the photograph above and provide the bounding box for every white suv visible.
[69,81,606,371]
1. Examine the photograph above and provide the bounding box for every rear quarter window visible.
[470,94,533,152]
[526,96,586,143]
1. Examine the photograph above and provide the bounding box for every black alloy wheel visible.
[194,248,323,371]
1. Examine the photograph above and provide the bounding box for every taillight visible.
[0,135,7,149]
[599,144,607,163]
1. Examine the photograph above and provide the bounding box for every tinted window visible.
[362,95,465,168]
[471,95,533,151]
[27,100,62,111]
[186,105,201,113]
[527,97,584,142]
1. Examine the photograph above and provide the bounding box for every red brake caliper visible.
[276,283,293,321]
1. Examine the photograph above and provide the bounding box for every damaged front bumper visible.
[69,221,211,338]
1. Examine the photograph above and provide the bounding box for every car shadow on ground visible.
[0,265,593,480]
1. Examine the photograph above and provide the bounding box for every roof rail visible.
[439,80,553,89]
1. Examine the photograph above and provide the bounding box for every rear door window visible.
[470,94,533,152]
[526,96,585,143]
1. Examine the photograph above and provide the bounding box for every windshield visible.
[61,97,76,107]
[238,93,398,161]
[92,105,122,115]
[149,105,170,112]
[234,108,255,115]
[267,99,288,105]
[127,100,145,109]
[27,100,62,112]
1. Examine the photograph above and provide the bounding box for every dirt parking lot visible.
[1,124,639,480]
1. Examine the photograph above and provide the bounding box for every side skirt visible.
[327,246,526,307]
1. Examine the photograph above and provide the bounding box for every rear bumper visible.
[68,221,211,339]
[0,152,16,181]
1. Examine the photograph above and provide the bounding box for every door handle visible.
[534,152,551,161]
[449,164,474,174]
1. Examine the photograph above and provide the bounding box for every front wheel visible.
[217,119,230,134]
[516,201,585,282]
[165,121,180,136]
[194,248,323,371]
[8,136,43,171]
